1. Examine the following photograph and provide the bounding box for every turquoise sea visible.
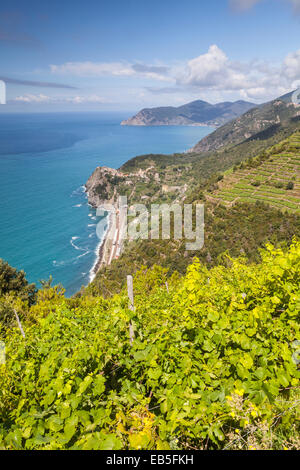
[0,112,213,296]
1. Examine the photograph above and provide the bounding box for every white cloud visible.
[50,61,134,77]
[173,45,300,101]
[284,49,300,79]
[50,61,172,82]
[65,95,107,104]
[21,44,300,105]
[14,94,50,103]
[179,45,229,87]
[177,45,259,92]
[12,94,107,104]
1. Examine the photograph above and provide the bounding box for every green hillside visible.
[118,114,300,207]
[208,132,300,214]
[191,92,299,154]
[84,130,300,299]
[1,242,299,450]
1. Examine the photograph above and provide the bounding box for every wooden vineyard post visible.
[14,309,26,339]
[127,275,135,346]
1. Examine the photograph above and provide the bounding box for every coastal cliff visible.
[84,159,191,272]
[85,162,183,209]
[85,166,124,207]
[85,167,128,273]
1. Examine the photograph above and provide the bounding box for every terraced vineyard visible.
[208,132,300,214]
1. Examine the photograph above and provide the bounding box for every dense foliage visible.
[0,260,37,329]
[1,242,299,450]
[0,259,36,304]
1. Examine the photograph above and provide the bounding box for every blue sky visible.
[1,0,300,112]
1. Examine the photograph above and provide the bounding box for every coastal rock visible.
[85,166,124,208]
[85,163,160,208]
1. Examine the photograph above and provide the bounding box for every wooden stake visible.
[127,275,134,346]
[13,309,25,339]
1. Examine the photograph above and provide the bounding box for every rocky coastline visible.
[85,166,126,276]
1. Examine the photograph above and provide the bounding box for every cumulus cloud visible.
[177,45,258,93]
[284,49,300,79]
[179,45,230,88]
[173,44,300,101]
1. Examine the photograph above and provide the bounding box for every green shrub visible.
[286,182,295,191]
[0,260,36,306]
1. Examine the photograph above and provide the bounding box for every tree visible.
[0,259,37,306]
[286,181,294,190]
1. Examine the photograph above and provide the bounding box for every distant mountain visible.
[121,99,256,127]
[190,91,300,153]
